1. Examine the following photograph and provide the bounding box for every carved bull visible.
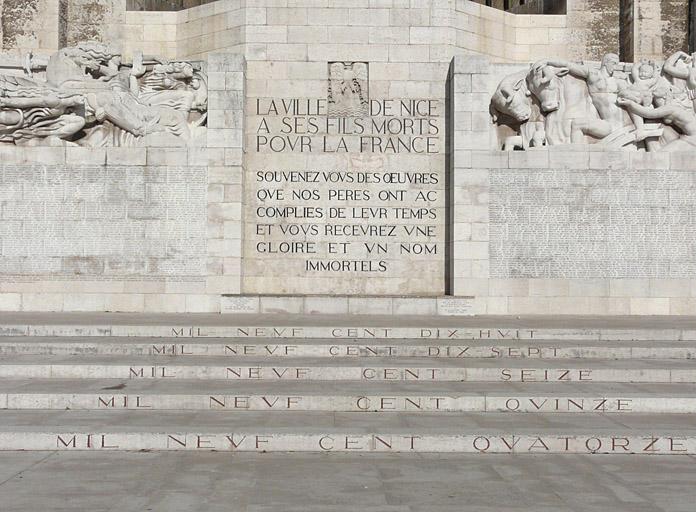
[490,71,531,123]
[491,71,545,150]
[525,62,591,145]
[525,62,569,113]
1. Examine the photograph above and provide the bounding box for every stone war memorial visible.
[3,1,696,503]
[1,0,696,316]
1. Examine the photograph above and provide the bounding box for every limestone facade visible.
[1,0,696,315]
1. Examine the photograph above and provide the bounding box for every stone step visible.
[0,355,694,382]
[3,323,696,341]
[0,410,694,454]
[1,337,694,359]
[2,378,696,413]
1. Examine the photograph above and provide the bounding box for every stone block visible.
[260,296,304,314]
[206,276,241,295]
[107,148,146,166]
[452,55,490,74]
[471,151,508,169]
[144,294,186,313]
[485,296,508,314]
[529,279,569,297]
[348,8,390,25]
[104,294,145,312]
[306,8,349,25]
[287,25,327,43]
[21,294,63,312]
[568,279,609,297]
[670,152,696,171]
[147,148,188,166]
[22,147,65,165]
[669,298,696,315]
[507,296,551,314]
[348,297,393,315]
[0,293,21,311]
[208,203,242,222]
[392,297,437,315]
[66,147,106,166]
[610,279,650,298]
[629,152,670,170]
[548,150,589,169]
[508,150,549,168]
[649,279,690,298]
[304,296,349,315]
[588,151,630,170]
[208,53,245,72]
[65,292,107,312]
[451,278,488,296]
[453,241,488,260]
[488,279,529,297]
[630,298,670,315]
[185,294,221,313]
[266,7,308,25]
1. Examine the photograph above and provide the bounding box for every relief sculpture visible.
[0,41,207,147]
[490,50,696,152]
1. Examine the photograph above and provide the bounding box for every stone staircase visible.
[0,316,695,454]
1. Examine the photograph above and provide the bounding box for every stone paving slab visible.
[0,452,694,512]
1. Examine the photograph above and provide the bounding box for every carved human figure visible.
[662,51,696,107]
[46,41,123,89]
[620,61,660,141]
[617,86,696,151]
[541,54,627,143]
[0,75,85,144]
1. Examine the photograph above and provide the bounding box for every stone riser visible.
[2,343,694,359]
[3,394,695,413]
[2,432,694,454]
[0,365,693,382]
[2,325,695,341]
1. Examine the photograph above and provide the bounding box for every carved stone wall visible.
[566,0,621,61]
[59,0,126,48]
[0,162,207,279]
[0,0,60,55]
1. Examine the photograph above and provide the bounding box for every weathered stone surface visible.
[489,167,696,279]
[0,164,207,279]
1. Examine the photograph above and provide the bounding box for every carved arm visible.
[663,51,690,81]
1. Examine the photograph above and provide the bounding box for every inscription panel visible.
[243,61,445,295]
[0,164,206,279]
[490,167,696,278]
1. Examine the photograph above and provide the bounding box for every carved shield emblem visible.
[327,62,369,116]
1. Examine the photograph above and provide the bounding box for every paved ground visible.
[0,452,694,511]
[4,312,696,328]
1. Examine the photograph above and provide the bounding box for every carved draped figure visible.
[0,75,85,144]
[0,41,208,147]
